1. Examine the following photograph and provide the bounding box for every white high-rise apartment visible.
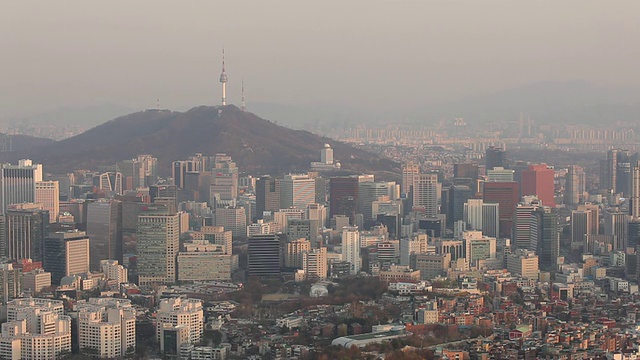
[412,174,439,217]
[35,180,59,223]
[76,298,136,358]
[156,298,204,346]
[342,226,361,274]
[0,298,70,360]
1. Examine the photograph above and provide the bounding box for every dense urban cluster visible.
[0,111,640,360]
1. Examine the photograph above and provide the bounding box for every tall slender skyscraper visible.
[564,165,585,206]
[136,205,179,285]
[220,48,228,106]
[530,206,559,271]
[631,163,640,219]
[412,174,439,218]
[86,200,123,271]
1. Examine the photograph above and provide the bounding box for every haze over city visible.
[2,0,640,122]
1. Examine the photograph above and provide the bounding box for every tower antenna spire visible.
[219,47,228,106]
[241,78,246,111]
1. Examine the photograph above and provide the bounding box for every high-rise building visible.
[530,207,559,271]
[329,176,359,223]
[101,259,129,283]
[358,181,397,221]
[481,202,500,238]
[35,180,59,223]
[93,171,123,195]
[76,298,136,359]
[117,154,158,190]
[303,247,328,280]
[401,162,420,196]
[616,150,636,197]
[0,159,42,214]
[285,238,311,268]
[247,234,281,277]
[463,231,496,267]
[506,249,539,280]
[342,226,361,275]
[577,203,600,235]
[632,163,640,219]
[255,176,280,220]
[399,234,429,266]
[487,167,515,182]
[464,199,483,231]
[215,207,247,238]
[156,298,203,351]
[5,204,49,261]
[604,211,629,251]
[448,185,473,226]
[136,205,179,285]
[454,163,479,180]
[287,219,319,243]
[86,200,123,271]
[412,174,439,217]
[306,203,327,230]
[0,298,71,360]
[0,263,21,306]
[571,210,593,244]
[483,182,519,238]
[200,226,232,255]
[521,164,556,208]
[172,160,198,189]
[210,154,238,204]
[43,230,90,284]
[564,165,585,206]
[513,202,539,250]
[485,146,507,171]
[21,267,51,296]
[279,174,316,210]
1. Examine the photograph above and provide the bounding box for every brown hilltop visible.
[0,105,399,177]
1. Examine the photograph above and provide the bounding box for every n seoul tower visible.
[219,48,228,106]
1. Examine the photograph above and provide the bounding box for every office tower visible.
[377,213,402,240]
[303,247,328,280]
[256,176,280,220]
[632,163,640,219]
[136,205,179,285]
[43,230,90,284]
[483,182,519,238]
[448,185,473,226]
[201,226,232,255]
[342,226,361,275]
[577,203,600,235]
[481,203,500,238]
[172,160,197,189]
[487,167,515,182]
[184,171,213,203]
[329,176,359,223]
[616,150,636,196]
[279,174,316,209]
[177,242,232,281]
[604,211,629,251]
[412,174,439,217]
[521,164,556,208]
[0,263,21,306]
[5,204,49,261]
[485,146,507,171]
[215,207,247,238]
[86,200,123,271]
[247,234,281,277]
[401,162,420,196]
[22,268,51,296]
[464,199,483,230]
[93,171,123,195]
[314,176,327,204]
[513,202,538,250]
[454,163,479,180]
[411,253,451,280]
[76,298,136,358]
[0,299,71,360]
[156,298,203,350]
[530,207,559,271]
[564,165,585,206]
[506,249,539,280]
[629,221,640,251]
[358,181,397,221]
[600,149,617,191]
[210,154,238,204]
[464,233,497,268]
[0,159,42,214]
[571,210,593,244]
[45,173,73,201]
[288,219,319,243]
[306,203,327,229]
[285,238,311,268]
[399,234,429,266]
[101,260,128,283]
[35,180,59,223]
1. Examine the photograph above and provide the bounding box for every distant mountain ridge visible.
[0,105,399,177]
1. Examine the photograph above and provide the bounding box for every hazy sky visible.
[2,0,639,117]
